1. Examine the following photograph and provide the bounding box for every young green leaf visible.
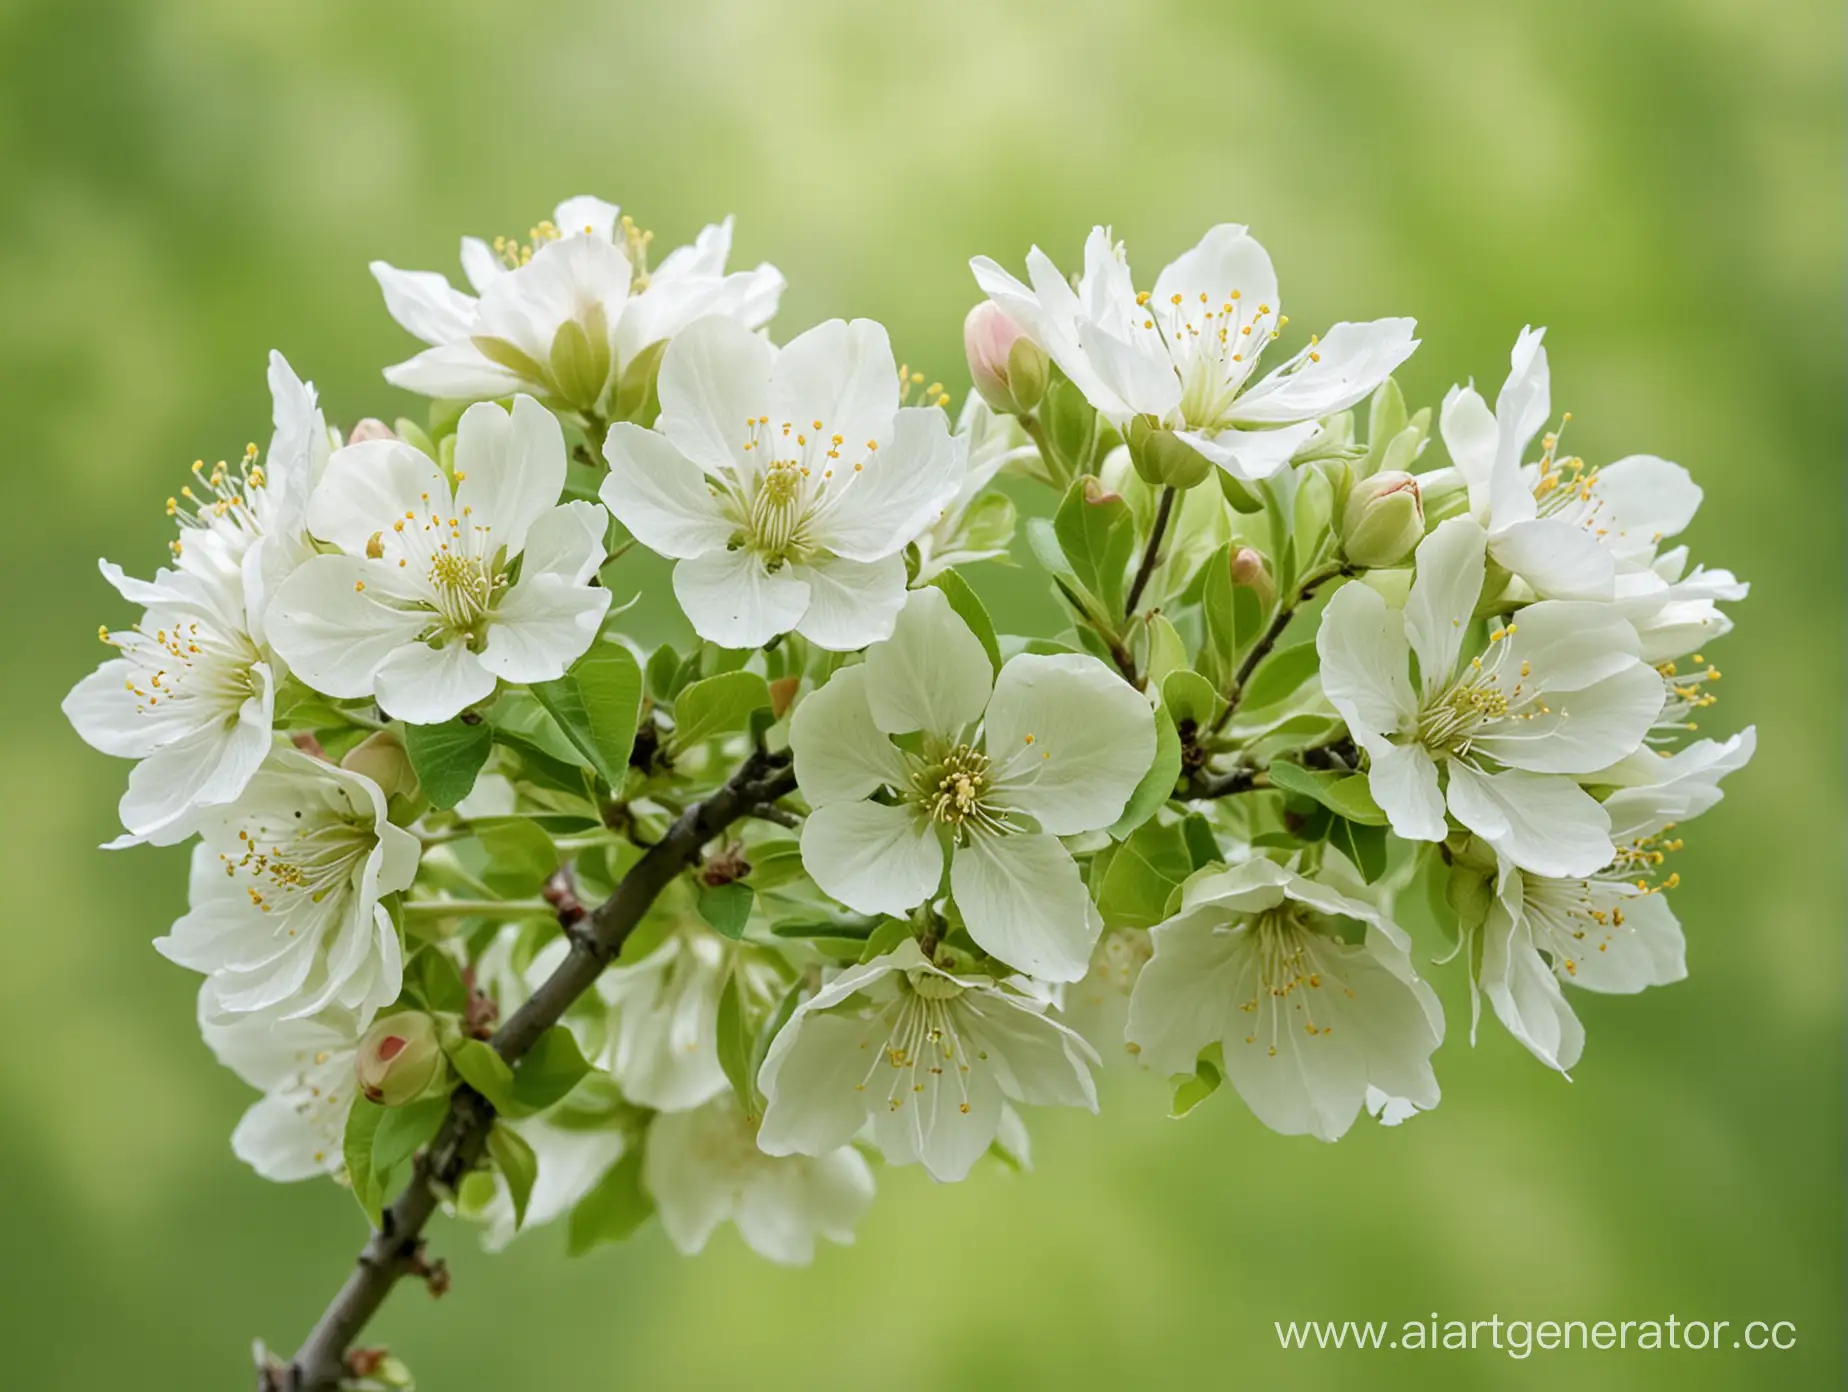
[670,671,771,751]
[1097,819,1192,930]
[1054,476,1135,619]
[1108,706,1181,839]
[697,881,755,939]
[342,1100,387,1225]
[510,1026,594,1114]
[476,817,559,898]
[714,973,758,1118]
[404,718,493,811]
[530,642,643,787]
[487,1122,539,1230]
[927,569,1002,675]
[1170,1042,1225,1118]
[371,1096,450,1176]
[449,1039,518,1114]
[567,1149,653,1255]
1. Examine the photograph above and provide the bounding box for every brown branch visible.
[1207,562,1355,737]
[1178,763,1265,800]
[1123,485,1177,618]
[273,750,796,1391]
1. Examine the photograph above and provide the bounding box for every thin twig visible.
[1208,563,1354,737]
[1123,485,1177,617]
[277,751,796,1391]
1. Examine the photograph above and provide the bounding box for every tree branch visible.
[1177,763,1265,800]
[272,750,797,1392]
[1207,562,1355,737]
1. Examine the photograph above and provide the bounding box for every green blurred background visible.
[2,0,1840,1386]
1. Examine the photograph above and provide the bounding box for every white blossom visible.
[791,587,1155,982]
[973,224,1417,480]
[372,195,783,406]
[267,395,611,726]
[156,744,418,1020]
[600,316,963,650]
[198,984,363,1182]
[646,1096,874,1265]
[1317,516,1664,877]
[757,940,1098,1183]
[1126,859,1443,1142]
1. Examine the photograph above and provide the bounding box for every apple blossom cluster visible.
[65,202,1754,1300]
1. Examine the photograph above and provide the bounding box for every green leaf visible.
[567,1149,653,1255]
[1292,463,1335,566]
[1108,706,1181,839]
[511,1026,593,1114]
[859,919,913,963]
[487,1123,539,1230]
[1160,669,1221,731]
[404,718,493,811]
[1265,763,1388,826]
[928,568,1002,675]
[404,946,467,1014]
[644,642,682,702]
[477,817,559,898]
[1181,813,1222,870]
[715,973,757,1118]
[1054,476,1135,619]
[697,881,755,939]
[488,727,591,797]
[1041,375,1098,479]
[530,642,643,788]
[371,1096,449,1176]
[1199,542,1240,690]
[1330,816,1389,883]
[1170,1042,1225,1118]
[1142,614,1188,687]
[450,1039,518,1114]
[743,841,808,890]
[342,1101,387,1225]
[1097,819,1192,930]
[1238,641,1319,712]
[671,670,771,751]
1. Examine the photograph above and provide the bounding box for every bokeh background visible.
[2,0,1840,1387]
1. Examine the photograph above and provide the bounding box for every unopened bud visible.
[1341,470,1424,568]
[345,418,397,445]
[1231,547,1275,608]
[341,730,419,803]
[963,302,1047,415]
[356,1011,447,1107]
[1126,415,1211,490]
[1081,475,1122,507]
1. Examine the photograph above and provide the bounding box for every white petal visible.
[1497,600,1641,693]
[1151,224,1278,326]
[860,586,993,736]
[790,552,907,651]
[657,314,775,477]
[1125,909,1243,1076]
[789,664,906,806]
[458,236,504,293]
[454,395,568,557]
[1494,326,1551,479]
[1367,742,1447,844]
[265,556,427,699]
[815,406,963,562]
[64,659,174,758]
[983,653,1155,835]
[1489,519,1615,602]
[800,800,942,917]
[374,640,498,725]
[553,195,622,239]
[1316,581,1416,743]
[1446,764,1613,878]
[672,548,810,649]
[958,993,1098,1109]
[515,499,610,586]
[1589,455,1703,559]
[770,319,900,459]
[476,234,631,364]
[1405,517,1487,696]
[369,261,475,346]
[1233,318,1419,424]
[1175,421,1322,482]
[1557,889,1686,994]
[1481,894,1583,1072]
[1440,382,1501,522]
[307,440,451,556]
[618,267,787,362]
[1075,321,1181,420]
[118,698,273,842]
[757,1011,884,1158]
[479,576,610,684]
[231,1092,343,1182]
[382,343,526,399]
[600,425,734,560]
[1475,662,1662,774]
[950,832,1098,982]
[872,1044,1004,1182]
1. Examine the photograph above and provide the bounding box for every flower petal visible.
[1234,318,1418,424]
[790,552,907,651]
[860,586,993,736]
[672,548,810,649]
[815,406,962,563]
[369,261,475,346]
[789,664,906,806]
[454,395,568,557]
[800,800,942,918]
[1316,580,1416,744]
[307,440,451,556]
[1367,742,1447,844]
[266,555,428,699]
[374,639,498,725]
[950,832,1097,982]
[657,314,775,478]
[983,653,1154,835]
[1489,519,1615,602]
[1125,908,1243,1076]
[757,1011,885,1158]
[1175,421,1322,482]
[1405,517,1487,696]
[770,319,900,460]
[1475,662,1662,774]
[382,342,527,399]
[600,425,734,561]
[1446,764,1613,879]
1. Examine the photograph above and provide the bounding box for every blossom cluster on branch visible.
[63,196,1753,1385]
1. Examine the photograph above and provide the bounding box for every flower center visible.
[103,614,261,721]
[855,980,980,1116]
[1235,908,1346,1054]
[913,742,1007,832]
[166,443,267,563]
[426,550,498,631]
[1652,655,1721,741]
[1520,844,1680,978]
[1414,623,1542,759]
[1133,287,1286,428]
[727,416,875,568]
[223,813,372,919]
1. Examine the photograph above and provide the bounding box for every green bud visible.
[1126,415,1211,489]
[1213,465,1265,513]
[341,730,418,803]
[1230,545,1275,608]
[1341,470,1424,568]
[964,302,1048,415]
[356,1011,448,1107]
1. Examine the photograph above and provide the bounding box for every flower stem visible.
[1124,485,1178,617]
[1209,561,1355,737]
[400,899,558,921]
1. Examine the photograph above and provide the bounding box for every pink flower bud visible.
[1231,547,1276,607]
[345,418,397,445]
[356,1012,446,1107]
[964,302,1047,414]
